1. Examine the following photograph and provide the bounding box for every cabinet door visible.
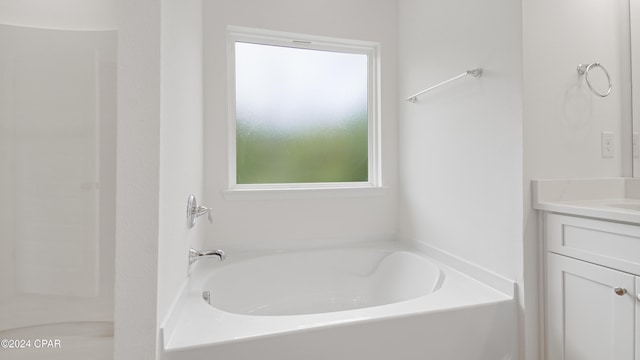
[547,253,635,360]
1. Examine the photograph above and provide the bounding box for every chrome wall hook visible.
[186,194,213,229]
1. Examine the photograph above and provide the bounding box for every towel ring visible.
[577,62,612,97]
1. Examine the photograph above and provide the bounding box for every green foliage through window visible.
[234,41,369,185]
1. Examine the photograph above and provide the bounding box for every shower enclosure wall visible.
[0,22,116,360]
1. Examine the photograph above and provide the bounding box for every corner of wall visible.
[114,0,162,359]
[157,0,204,337]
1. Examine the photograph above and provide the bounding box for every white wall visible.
[522,0,631,358]
[157,0,203,331]
[397,0,524,355]
[116,0,204,358]
[115,0,160,359]
[203,0,399,249]
[0,0,117,30]
[397,0,523,288]
[523,0,631,181]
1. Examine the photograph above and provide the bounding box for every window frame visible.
[226,27,381,194]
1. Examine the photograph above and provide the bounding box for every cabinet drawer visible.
[546,213,640,275]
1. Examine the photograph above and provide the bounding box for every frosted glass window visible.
[234,41,369,185]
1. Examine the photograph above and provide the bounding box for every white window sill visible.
[223,186,388,201]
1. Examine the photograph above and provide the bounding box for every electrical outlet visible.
[601,131,614,158]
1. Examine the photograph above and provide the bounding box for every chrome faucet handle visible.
[196,205,213,224]
[186,194,213,228]
[189,248,225,265]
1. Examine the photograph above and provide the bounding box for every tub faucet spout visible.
[189,248,225,265]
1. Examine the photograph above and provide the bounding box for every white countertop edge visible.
[531,178,640,223]
[534,200,640,224]
[532,178,629,204]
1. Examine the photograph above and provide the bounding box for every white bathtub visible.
[161,242,516,360]
[207,249,443,316]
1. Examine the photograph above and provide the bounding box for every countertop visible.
[532,178,640,224]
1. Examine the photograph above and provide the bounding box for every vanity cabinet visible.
[546,253,636,359]
[544,213,640,360]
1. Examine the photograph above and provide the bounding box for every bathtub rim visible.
[161,240,514,353]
